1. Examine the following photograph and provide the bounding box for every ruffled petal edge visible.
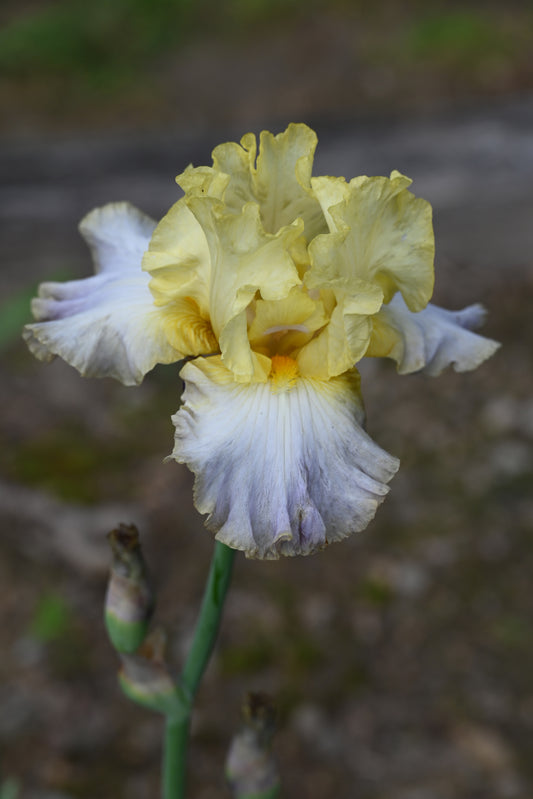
[367,294,500,375]
[23,202,182,385]
[170,358,399,558]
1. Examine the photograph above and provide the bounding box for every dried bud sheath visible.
[105,523,154,654]
[226,693,280,799]
[119,628,187,717]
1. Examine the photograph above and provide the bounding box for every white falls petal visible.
[171,359,399,559]
[79,201,157,273]
[369,294,500,376]
[23,202,181,385]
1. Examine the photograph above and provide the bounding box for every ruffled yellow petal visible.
[296,297,376,379]
[311,171,435,311]
[142,198,211,318]
[187,197,303,381]
[159,298,218,356]
[177,124,326,240]
[299,265,384,377]
[252,125,325,239]
[177,164,230,201]
[210,131,257,212]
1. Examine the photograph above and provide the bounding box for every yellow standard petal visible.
[141,197,221,358]
[143,198,211,316]
[177,123,326,240]
[311,171,435,311]
[301,251,385,377]
[296,288,381,379]
[186,197,303,382]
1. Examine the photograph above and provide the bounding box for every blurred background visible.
[1,1,533,797]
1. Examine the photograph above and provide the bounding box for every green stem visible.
[182,542,236,697]
[162,541,236,799]
[162,715,189,798]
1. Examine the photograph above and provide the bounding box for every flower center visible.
[269,354,299,391]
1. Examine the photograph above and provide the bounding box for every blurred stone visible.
[352,608,382,644]
[290,703,324,740]
[517,399,533,438]
[452,723,514,771]
[291,703,340,758]
[27,793,73,799]
[482,395,533,440]
[225,589,283,633]
[11,635,45,668]
[124,717,161,758]
[494,774,529,798]
[418,537,457,568]
[124,775,155,799]
[477,528,511,561]
[489,440,532,478]
[482,396,520,435]
[369,558,430,599]
[0,688,33,739]
[0,479,146,574]
[299,594,336,632]
[465,439,533,494]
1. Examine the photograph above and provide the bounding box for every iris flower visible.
[24,124,499,559]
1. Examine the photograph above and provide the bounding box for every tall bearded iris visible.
[24,124,499,558]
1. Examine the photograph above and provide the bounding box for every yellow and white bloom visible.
[24,124,499,559]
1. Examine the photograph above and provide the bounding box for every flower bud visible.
[226,693,280,799]
[105,523,154,654]
[119,628,187,717]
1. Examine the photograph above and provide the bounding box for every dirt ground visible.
[1,6,533,798]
